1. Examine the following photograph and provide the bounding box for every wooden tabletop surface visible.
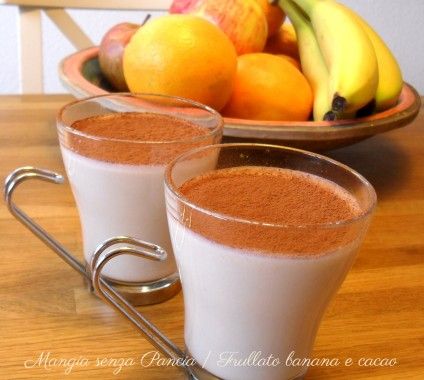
[0,95,423,379]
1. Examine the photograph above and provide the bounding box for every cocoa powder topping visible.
[178,166,364,256]
[64,112,214,165]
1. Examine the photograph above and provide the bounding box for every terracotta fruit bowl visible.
[59,47,421,151]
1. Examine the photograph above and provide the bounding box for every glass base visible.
[185,348,307,380]
[188,368,306,380]
[84,266,181,306]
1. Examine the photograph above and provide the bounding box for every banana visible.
[278,0,333,121]
[336,2,403,111]
[291,0,379,114]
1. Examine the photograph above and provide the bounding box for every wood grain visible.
[0,95,423,379]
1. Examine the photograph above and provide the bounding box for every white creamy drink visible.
[169,219,361,380]
[63,149,172,281]
[60,112,218,282]
[167,166,367,380]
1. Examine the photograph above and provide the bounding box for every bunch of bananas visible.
[275,0,403,121]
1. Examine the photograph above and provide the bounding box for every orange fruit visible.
[277,54,302,71]
[123,14,237,111]
[265,23,300,60]
[222,53,312,121]
[255,0,286,37]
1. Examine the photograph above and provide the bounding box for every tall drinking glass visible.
[90,143,376,380]
[58,93,223,305]
[164,144,376,380]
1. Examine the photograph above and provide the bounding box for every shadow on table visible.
[325,135,410,199]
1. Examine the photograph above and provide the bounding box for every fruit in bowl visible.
[98,22,139,91]
[280,0,404,119]
[123,14,237,112]
[59,0,421,150]
[265,23,300,60]
[256,0,286,37]
[222,53,313,121]
[170,0,269,55]
[97,0,406,122]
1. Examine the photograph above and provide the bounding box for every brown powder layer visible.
[178,167,365,256]
[63,112,215,165]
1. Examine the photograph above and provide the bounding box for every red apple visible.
[169,0,198,13]
[98,22,139,91]
[170,0,268,55]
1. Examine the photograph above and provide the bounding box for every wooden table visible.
[1,95,423,379]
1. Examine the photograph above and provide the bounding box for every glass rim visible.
[56,92,224,145]
[165,143,378,229]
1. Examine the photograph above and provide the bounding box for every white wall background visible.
[0,0,423,94]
